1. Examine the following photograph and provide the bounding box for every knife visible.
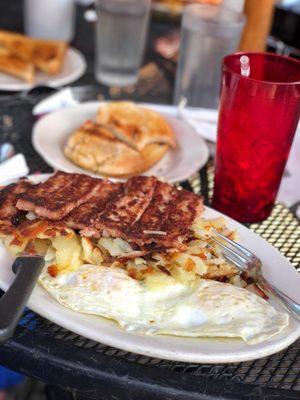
[0,255,45,345]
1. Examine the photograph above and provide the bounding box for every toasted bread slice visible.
[64,121,169,178]
[96,101,177,151]
[0,47,34,82]
[97,143,169,178]
[0,30,67,75]
[33,39,67,74]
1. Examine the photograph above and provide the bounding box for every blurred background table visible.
[0,0,176,103]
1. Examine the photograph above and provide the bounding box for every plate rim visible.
[0,173,299,363]
[31,101,210,183]
[0,47,86,92]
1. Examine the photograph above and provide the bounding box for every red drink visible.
[212,53,300,223]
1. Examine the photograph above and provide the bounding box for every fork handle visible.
[0,256,44,344]
[258,277,300,323]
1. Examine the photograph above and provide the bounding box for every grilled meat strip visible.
[16,171,102,220]
[1,172,205,253]
[0,180,32,225]
[125,181,178,245]
[153,189,204,250]
[137,181,177,230]
[82,178,203,252]
[83,176,157,238]
[65,180,123,230]
[122,186,203,251]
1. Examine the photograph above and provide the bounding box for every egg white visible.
[39,263,289,344]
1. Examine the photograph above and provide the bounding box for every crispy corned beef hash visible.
[0,171,260,291]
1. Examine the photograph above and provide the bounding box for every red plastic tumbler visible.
[212,52,300,223]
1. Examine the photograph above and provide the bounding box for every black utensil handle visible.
[0,256,45,345]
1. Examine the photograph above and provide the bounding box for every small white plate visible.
[0,48,86,92]
[32,102,210,183]
[0,173,299,363]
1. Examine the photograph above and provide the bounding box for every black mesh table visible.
[0,95,300,400]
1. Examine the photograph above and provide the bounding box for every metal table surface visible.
[0,2,300,399]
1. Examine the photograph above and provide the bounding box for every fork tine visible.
[222,253,246,272]
[207,242,245,272]
[212,229,254,258]
[210,237,248,264]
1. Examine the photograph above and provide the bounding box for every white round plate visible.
[0,174,299,363]
[32,102,209,183]
[0,48,86,92]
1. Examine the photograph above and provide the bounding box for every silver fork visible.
[210,230,300,323]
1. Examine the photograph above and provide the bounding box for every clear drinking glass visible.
[95,0,151,87]
[212,52,300,223]
[174,4,245,109]
[24,0,76,42]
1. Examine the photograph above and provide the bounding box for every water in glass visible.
[174,5,245,108]
[95,0,150,87]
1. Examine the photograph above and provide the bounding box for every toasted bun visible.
[64,121,169,178]
[0,47,34,82]
[0,30,67,75]
[96,101,177,151]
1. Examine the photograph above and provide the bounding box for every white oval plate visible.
[0,174,299,363]
[0,48,86,92]
[32,102,209,183]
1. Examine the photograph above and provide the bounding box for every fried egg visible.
[39,263,289,344]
